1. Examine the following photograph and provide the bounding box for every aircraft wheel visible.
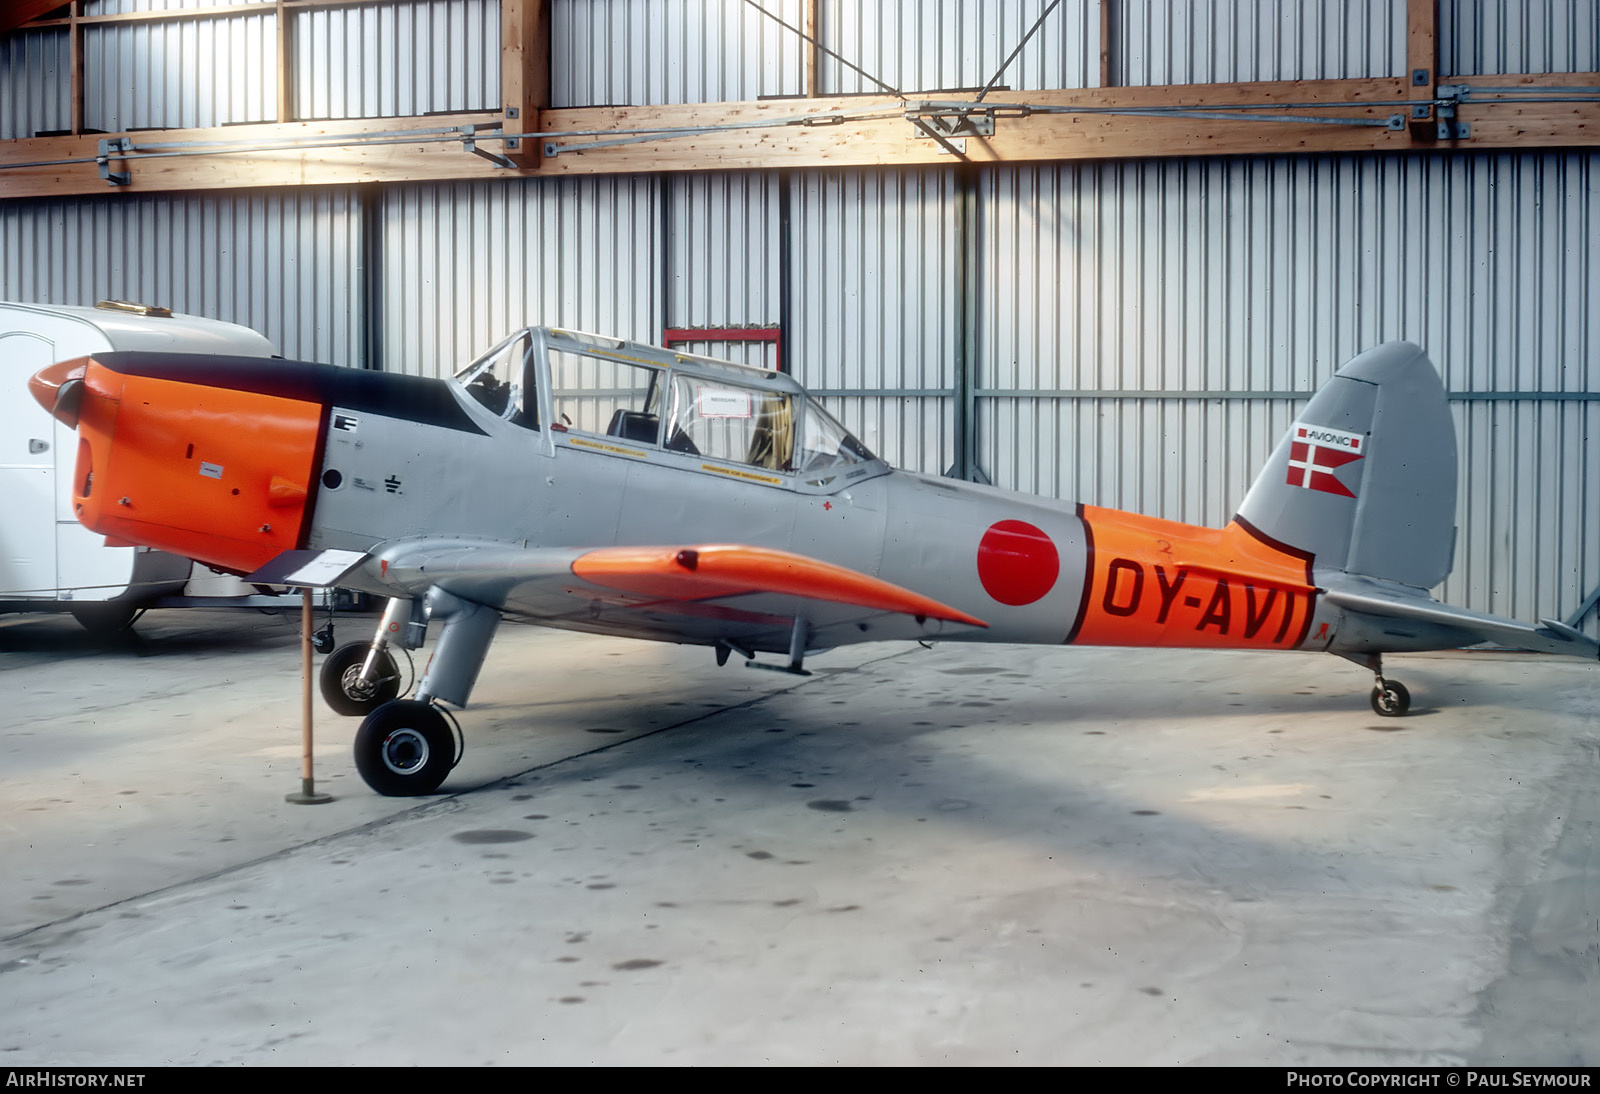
[320,642,400,716]
[354,700,455,796]
[1370,680,1411,717]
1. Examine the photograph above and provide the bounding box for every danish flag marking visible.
[1286,423,1364,498]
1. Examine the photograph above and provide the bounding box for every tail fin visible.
[1234,341,1456,590]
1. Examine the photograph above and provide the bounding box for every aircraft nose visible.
[29,357,89,427]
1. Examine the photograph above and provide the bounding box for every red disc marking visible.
[976,519,1059,606]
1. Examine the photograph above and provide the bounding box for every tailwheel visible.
[1370,679,1411,717]
[320,642,401,716]
[354,699,458,796]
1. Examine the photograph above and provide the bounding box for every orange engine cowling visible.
[43,355,321,575]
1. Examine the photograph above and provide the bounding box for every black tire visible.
[70,603,137,635]
[319,642,400,717]
[353,700,456,796]
[1370,680,1411,717]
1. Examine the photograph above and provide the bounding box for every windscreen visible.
[454,330,537,428]
[796,397,875,473]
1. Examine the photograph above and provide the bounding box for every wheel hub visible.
[342,665,378,701]
[380,727,430,775]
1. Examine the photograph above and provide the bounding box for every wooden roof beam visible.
[2,74,1599,200]
[0,2,69,37]
[1407,0,1440,136]
[500,0,549,169]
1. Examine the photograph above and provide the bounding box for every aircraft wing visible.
[1324,581,1600,660]
[258,540,986,654]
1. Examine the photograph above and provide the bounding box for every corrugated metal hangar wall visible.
[0,1,1596,638]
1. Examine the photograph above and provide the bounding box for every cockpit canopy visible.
[453,327,879,482]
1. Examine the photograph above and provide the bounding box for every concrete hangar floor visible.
[0,607,1594,1066]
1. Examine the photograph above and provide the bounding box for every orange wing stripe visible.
[572,545,988,628]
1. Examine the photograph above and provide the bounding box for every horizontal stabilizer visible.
[1538,617,1600,651]
[1325,586,1600,660]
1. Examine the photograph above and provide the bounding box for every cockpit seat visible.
[607,409,660,444]
[467,373,510,416]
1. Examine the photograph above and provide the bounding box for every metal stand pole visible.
[286,587,332,804]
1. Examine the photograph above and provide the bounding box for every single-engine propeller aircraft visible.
[30,328,1598,795]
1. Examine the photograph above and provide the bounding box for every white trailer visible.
[1,300,287,631]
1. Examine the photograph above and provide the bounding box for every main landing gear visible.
[318,595,420,716]
[321,591,500,796]
[353,699,459,797]
[319,642,401,715]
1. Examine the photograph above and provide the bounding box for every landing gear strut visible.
[351,589,499,796]
[319,642,400,716]
[318,596,421,716]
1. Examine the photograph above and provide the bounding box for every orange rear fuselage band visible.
[573,544,988,628]
[1072,505,1317,650]
[72,362,322,575]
